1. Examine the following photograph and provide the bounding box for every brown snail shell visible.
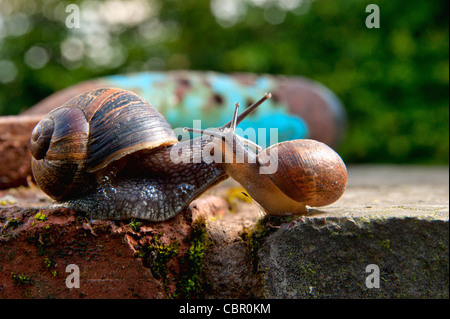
[30,88,178,201]
[258,139,347,208]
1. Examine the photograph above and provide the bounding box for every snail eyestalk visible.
[222,92,272,129]
[231,102,240,131]
[183,127,262,152]
[184,94,267,153]
[237,136,262,151]
[183,127,222,139]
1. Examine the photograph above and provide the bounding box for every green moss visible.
[175,216,209,298]
[175,242,206,298]
[379,239,392,251]
[24,225,55,258]
[129,219,142,232]
[11,272,33,286]
[43,257,58,277]
[43,257,52,268]
[34,212,47,222]
[0,217,20,235]
[143,235,180,280]
[241,215,294,272]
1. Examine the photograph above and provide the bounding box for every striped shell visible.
[258,139,347,207]
[30,88,177,201]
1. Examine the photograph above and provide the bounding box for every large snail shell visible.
[31,106,90,200]
[30,88,178,201]
[258,139,347,207]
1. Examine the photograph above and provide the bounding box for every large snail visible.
[30,88,347,221]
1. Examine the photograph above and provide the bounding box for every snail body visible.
[30,88,347,221]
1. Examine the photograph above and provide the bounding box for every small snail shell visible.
[217,139,347,216]
[257,139,347,211]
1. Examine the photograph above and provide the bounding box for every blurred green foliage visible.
[0,0,448,164]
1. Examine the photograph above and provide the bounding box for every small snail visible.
[184,100,347,216]
[30,88,347,221]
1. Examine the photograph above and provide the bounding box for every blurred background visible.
[0,0,448,165]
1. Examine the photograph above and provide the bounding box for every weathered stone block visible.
[259,215,448,298]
